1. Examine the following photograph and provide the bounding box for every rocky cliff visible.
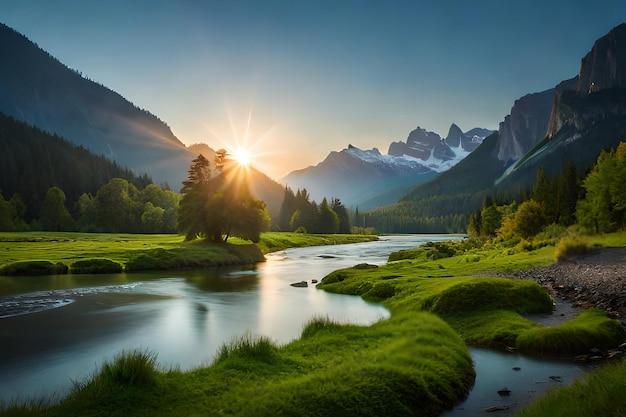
[547,23,626,138]
[496,88,555,162]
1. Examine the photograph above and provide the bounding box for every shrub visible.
[0,260,68,276]
[125,248,178,271]
[555,237,590,261]
[71,258,123,274]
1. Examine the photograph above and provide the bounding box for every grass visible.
[1,231,625,416]
[317,234,624,354]
[5,314,474,417]
[515,308,625,355]
[0,231,376,274]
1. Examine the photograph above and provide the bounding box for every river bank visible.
[512,246,626,327]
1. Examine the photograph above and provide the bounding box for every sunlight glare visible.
[232,147,252,167]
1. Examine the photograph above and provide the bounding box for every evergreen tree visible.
[331,197,351,233]
[317,198,339,234]
[278,186,297,231]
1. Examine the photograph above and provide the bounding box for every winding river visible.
[0,235,585,414]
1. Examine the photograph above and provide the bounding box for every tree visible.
[278,186,297,231]
[177,155,270,242]
[317,198,339,234]
[92,178,141,233]
[181,154,211,193]
[576,144,626,233]
[39,187,72,231]
[331,198,351,233]
[514,199,545,241]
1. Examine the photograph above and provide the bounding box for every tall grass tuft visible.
[555,237,590,261]
[97,349,159,387]
[213,331,279,364]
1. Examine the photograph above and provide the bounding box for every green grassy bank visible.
[318,238,624,354]
[0,232,378,274]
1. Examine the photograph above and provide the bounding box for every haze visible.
[2,0,624,179]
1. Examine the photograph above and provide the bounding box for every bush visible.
[0,260,68,276]
[555,237,590,261]
[125,248,178,271]
[71,258,123,274]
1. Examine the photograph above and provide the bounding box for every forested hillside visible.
[0,112,151,221]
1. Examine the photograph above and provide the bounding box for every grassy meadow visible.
[0,231,378,274]
[1,231,626,416]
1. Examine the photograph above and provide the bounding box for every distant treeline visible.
[277,187,351,234]
[0,112,182,233]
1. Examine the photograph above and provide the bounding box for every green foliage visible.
[576,143,626,233]
[0,112,151,223]
[39,187,73,231]
[70,258,123,274]
[514,199,545,241]
[0,260,68,276]
[177,158,270,243]
[278,188,351,234]
[555,237,590,261]
[515,308,625,355]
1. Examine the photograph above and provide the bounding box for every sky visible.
[2,0,625,179]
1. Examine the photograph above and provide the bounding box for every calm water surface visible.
[0,235,450,402]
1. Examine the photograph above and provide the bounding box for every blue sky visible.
[2,0,625,178]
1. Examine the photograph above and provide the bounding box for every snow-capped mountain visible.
[281,124,494,209]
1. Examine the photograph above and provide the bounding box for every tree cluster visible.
[277,187,350,234]
[0,111,151,223]
[177,154,270,242]
[468,143,626,241]
[0,179,180,233]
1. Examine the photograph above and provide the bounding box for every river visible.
[0,235,585,414]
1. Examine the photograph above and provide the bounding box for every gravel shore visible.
[511,246,626,326]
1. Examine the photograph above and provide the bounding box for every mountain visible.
[365,23,626,233]
[281,125,493,209]
[0,23,286,220]
[0,22,196,187]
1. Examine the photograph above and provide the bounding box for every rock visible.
[486,405,510,412]
[290,281,308,288]
[497,387,511,396]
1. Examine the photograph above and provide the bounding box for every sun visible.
[231,147,253,167]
